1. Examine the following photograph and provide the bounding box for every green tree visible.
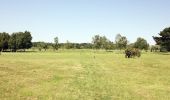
[115,34,128,50]
[0,32,10,51]
[92,35,111,49]
[104,41,114,50]
[134,37,149,50]
[92,35,101,49]
[37,42,43,51]
[36,42,48,51]
[9,33,17,52]
[100,36,108,49]
[22,31,32,50]
[150,45,160,52]
[43,43,48,51]
[53,37,59,50]
[153,27,170,51]
[65,40,72,49]
[9,31,32,52]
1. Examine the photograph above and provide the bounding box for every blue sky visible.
[0,0,170,44]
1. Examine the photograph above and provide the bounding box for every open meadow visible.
[0,50,170,100]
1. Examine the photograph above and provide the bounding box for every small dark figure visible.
[125,49,131,58]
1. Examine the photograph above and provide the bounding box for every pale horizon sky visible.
[0,0,170,44]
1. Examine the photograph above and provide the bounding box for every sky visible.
[0,0,170,44]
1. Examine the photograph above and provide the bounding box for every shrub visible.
[125,48,141,58]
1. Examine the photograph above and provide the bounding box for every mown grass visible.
[0,50,170,100]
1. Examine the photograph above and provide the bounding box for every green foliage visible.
[23,31,32,49]
[0,32,10,51]
[104,41,115,50]
[125,48,141,58]
[33,42,49,51]
[9,33,17,51]
[127,43,134,48]
[92,35,101,49]
[65,40,73,49]
[32,42,93,50]
[9,31,32,51]
[53,37,59,50]
[92,35,113,50]
[150,45,160,52]
[54,37,58,44]
[115,34,128,50]
[134,37,149,50]
[43,43,48,51]
[153,27,170,51]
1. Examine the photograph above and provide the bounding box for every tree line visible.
[32,42,93,51]
[0,27,170,52]
[31,34,149,51]
[0,31,32,52]
[92,34,149,51]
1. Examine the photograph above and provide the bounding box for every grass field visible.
[0,50,170,100]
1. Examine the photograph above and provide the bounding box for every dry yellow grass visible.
[0,50,170,100]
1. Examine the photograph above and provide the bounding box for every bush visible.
[125,48,141,58]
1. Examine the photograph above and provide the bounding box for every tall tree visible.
[115,34,128,50]
[9,33,17,52]
[92,35,111,49]
[134,37,149,50]
[0,32,10,51]
[53,37,59,50]
[92,35,101,49]
[100,36,108,49]
[9,31,32,52]
[23,31,32,50]
[153,27,170,51]
[104,41,114,50]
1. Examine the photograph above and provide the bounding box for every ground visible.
[0,50,170,100]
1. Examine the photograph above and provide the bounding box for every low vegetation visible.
[0,50,170,99]
[125,48,141,58]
